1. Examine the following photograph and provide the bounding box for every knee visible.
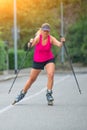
[47,72,54,80]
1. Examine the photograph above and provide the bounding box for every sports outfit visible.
[32,34,55,69]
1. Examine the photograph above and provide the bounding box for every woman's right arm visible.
[28,35,39,48]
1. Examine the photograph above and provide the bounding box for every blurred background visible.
[0,0,87,74]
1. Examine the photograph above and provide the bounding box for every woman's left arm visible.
[51,36,65,47]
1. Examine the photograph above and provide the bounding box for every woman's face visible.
[42,30,50,37]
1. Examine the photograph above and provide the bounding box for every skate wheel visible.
[12,101,17,105]
[48,101,53,106]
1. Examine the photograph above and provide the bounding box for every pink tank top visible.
[33,35,54,62]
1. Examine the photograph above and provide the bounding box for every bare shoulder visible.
[50,35,62,47]
[50,35,56,43]
[34,34,40,42]
[32,34,40,46]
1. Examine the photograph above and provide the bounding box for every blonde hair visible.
[35,23,50,36]
[35,28,42,36]
[41,23,50,28]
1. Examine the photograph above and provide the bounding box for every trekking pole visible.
[60,1,81,94]
[8,42,32,94]
[62,42,81,94]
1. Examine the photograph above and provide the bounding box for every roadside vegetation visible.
[0,0,87,70]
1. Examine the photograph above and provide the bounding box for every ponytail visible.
[35,28,41,36]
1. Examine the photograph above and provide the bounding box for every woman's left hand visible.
[60,37,65,43]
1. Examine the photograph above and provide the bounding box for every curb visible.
[0,69,87,82]
[0,73,29,82]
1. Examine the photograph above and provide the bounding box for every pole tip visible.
[79,90,81,94]
[8,90,11,94]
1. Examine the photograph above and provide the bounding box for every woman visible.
[12,23,65,105]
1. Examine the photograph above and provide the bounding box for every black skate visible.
[46,90,54,105]
[12,90,26,105]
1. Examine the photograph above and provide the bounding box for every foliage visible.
[8,48,33,69]
[0,0,87,69]
[66,17,87,64]
[0,40,7,70]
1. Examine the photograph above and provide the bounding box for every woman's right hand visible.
[28,38,33,47]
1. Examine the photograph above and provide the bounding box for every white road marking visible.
[0,75,70,115]
[54,75,70,85]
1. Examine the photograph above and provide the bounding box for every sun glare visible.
[0,0,13,15]
[0,0,12,4]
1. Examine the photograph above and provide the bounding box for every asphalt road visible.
[0,73,87,130]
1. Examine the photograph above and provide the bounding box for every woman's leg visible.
[23,68,41,92]
[12,68,41,104]
[45,62,55,105]
[45,62,55,90]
